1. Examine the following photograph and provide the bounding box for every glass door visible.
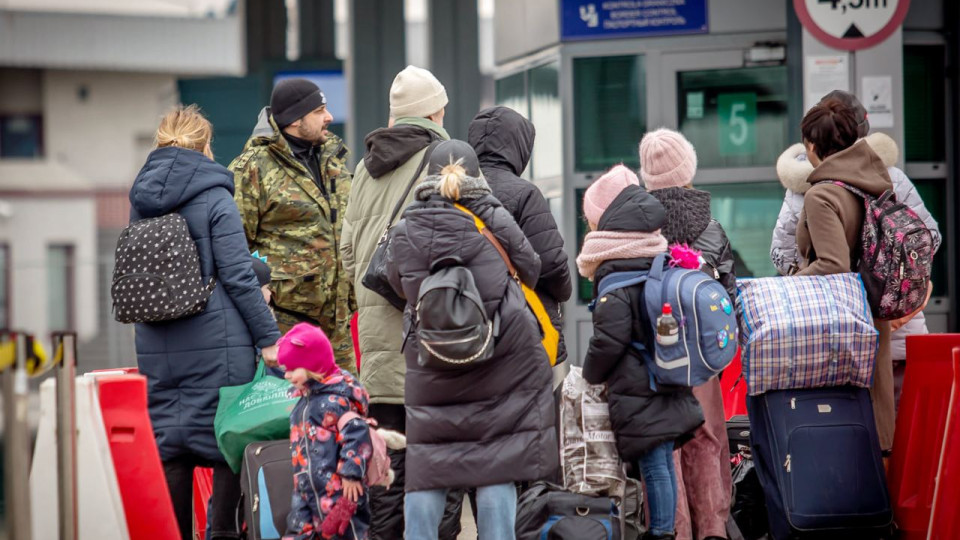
[658,50,790,278]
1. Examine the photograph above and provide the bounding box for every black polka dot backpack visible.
[111,213,216,323]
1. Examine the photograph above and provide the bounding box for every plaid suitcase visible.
[736,273,878,395]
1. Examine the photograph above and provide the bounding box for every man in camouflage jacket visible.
[229,79,356,371]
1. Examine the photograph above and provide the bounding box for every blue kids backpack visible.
[589,253,737,388]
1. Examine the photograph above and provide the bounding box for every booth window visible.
[677,66,788,169]
[573,55,646,172]
[495,62,561,180]
[495,72,527,118]
[903,45,948,297]
[576,181,784,303]
[911,179,947,297]
[699,182,784,279]
[530,62,562,179]
[0,114,43,158]
[575,188,591,303]
[903,46,945,163]
[0,244,8,329]
[47,244,74,331]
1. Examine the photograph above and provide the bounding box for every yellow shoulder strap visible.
[453,203,486,232]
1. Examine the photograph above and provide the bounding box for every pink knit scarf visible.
[576,230,668,279]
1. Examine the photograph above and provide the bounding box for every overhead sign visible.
[561,0,708,41]
[793,0,910,51]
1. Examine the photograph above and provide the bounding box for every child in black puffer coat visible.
[640,129,736,540]
[577,164,704,540]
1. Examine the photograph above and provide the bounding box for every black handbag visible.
[361,141,439,310]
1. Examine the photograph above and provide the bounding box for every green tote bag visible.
[214,361,298,472]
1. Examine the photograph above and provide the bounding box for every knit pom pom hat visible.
[639,128,698,190]
[583,164,640,225]
[277,323,337,377]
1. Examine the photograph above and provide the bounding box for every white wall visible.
[43,70,179,188]
[0,195,97,343]
[801,28,905,168]
[0,9,245,76]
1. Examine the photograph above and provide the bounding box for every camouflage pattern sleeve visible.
[229,151,263,246]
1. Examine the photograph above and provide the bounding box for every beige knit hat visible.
[639,128,698,190]
[389,65,449,119]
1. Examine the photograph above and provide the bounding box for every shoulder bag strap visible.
[384,140,441,230]
[453,203,519,282]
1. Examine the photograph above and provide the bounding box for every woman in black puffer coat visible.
[384,140,557,539]
[639,128,735,540]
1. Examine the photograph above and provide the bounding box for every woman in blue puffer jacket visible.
[128,105,281,540]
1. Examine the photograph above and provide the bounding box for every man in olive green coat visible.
[230,79,356,372]
[341,65,454,538]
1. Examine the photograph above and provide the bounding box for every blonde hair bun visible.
[156,104,213,159]
[437,159,468,200]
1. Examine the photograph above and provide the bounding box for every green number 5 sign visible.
[718,93,757,156]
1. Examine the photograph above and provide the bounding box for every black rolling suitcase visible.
[240,440,292,540]
[747,386,892,539]
[727,414,751,455]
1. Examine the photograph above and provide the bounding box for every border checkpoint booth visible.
[490,0,957,377]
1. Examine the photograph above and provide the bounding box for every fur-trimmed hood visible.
[776,132,899,193]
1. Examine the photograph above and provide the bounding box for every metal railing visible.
[1,330,78,540]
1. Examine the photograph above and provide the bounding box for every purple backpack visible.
[836,182,933,321]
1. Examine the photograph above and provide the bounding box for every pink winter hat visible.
[277,323,337,376]
[639,128,697,190]
[583,164,640,224]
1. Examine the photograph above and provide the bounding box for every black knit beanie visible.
[270,78,327,129]
[250,256,271,287]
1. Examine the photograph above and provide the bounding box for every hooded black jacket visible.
[469,107,573,362]
[648,186,737,299]
[384,191,558,492]
[582,186,704,461]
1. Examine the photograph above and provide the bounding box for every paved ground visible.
[458,496,478,539]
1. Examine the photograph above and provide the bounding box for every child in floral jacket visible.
[278,322,372,540]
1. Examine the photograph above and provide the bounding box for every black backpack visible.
[414,259,495,370]
[515,482,623,540]
[111,213,215,323]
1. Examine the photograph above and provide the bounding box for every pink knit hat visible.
[277,323,337,377]
[639,128,698,190]
[583,164,640,225]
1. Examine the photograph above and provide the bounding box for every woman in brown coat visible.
[795,98,895,451]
